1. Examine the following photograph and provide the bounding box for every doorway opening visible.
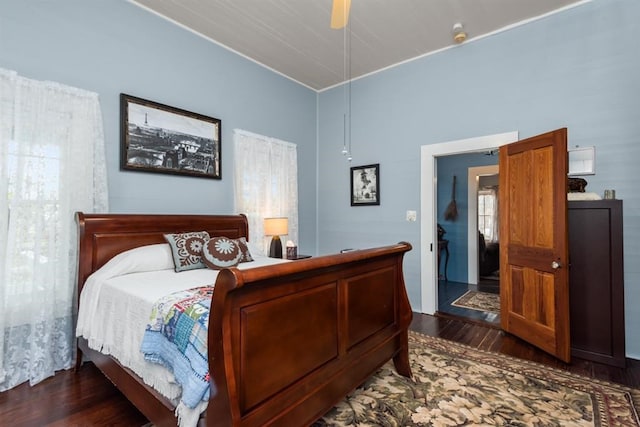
[419,131,518,319]
[436,160,500,324]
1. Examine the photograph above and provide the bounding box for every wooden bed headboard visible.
[75,212,249,293]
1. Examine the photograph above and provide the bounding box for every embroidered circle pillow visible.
[164,231,210,272]
[202,236,242,269]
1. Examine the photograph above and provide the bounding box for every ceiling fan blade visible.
[330,0,351,29]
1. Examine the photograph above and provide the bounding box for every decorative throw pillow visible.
[202,236,242,270]
[234,237,254,263]
[164,231,210,272]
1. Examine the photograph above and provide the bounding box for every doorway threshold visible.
[435,311,501,329]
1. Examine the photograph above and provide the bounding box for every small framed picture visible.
[120,93,221,179]
[351,163,380,206]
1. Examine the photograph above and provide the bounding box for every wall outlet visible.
[406,210,417,222]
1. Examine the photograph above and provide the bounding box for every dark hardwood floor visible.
[0,361,149,426]
[1,313,638,426]
[437,279,500,326]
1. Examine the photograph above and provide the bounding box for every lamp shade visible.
[264,217,288,236]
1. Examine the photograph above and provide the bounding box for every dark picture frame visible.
[351,163,380,206]
[120,94,221,179]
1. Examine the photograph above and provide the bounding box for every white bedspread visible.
[76,249,287,427]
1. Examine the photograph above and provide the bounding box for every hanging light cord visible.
[341,10,352,162]
[341,12,348,156]
[339,1,353,162]
[347,15,352,162]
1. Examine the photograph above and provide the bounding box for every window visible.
[233,129,298,254]
[478,188,498,242]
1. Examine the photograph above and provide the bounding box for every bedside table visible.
[287,254,311,260]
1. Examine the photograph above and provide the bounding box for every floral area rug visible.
[451,290,500,314]
[314,331,640,426]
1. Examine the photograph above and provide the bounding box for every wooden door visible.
[499,128,570,362]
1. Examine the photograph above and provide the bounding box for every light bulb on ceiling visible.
[452,23,467,44]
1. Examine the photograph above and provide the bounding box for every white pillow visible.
[246,239,266,258]
[92,243,175,281]
[77,243,175,339]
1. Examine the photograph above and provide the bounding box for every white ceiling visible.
[131,0,587,91]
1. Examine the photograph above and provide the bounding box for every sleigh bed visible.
[74,212,413,427]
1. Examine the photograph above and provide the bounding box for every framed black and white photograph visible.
[120,94,221,179]
[351,163,380,206]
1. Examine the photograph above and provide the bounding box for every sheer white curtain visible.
[489,187,499,243]
[0,68,108,391]
[233,129,298,255]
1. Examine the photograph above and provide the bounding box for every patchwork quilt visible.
[140,286,215,408]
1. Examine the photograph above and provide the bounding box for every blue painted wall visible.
[0,0,318,254]
[318,0,640,357]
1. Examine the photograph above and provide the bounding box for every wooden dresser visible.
[568,199,625,367]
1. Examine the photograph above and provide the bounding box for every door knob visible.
[551,260,562,269]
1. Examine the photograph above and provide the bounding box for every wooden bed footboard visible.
[75,213,412,427]
[207,243,413,426]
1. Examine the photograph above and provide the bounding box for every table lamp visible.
[264,217,288,258]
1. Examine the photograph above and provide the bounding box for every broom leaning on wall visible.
[444,175,458,221]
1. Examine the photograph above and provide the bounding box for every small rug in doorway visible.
[314,331,640,426]
[451,289,500,314]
